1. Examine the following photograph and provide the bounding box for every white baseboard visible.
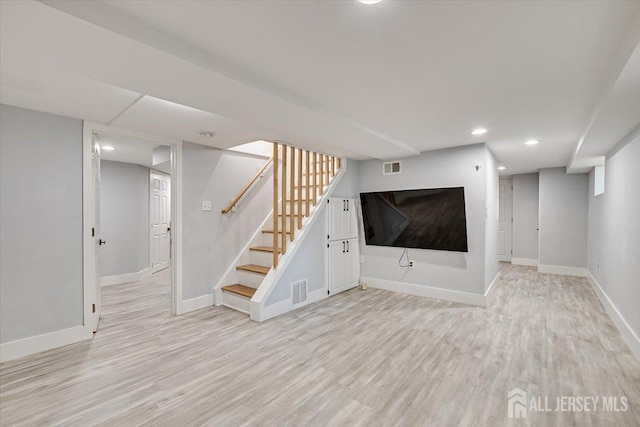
[0,325,90,363]
[511,258,538,267]
[263,288,327,321]
[362,276,486,307]
[485,273,499,303]
[181,293,214,314]
[538,264,586,277]
[101,267,150,286]
[586,271,640,358]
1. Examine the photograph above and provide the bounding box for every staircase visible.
[218,143,341,315]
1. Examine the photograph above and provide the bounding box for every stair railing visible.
[272,142,340,267]
[221,156,274,214]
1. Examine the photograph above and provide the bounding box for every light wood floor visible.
[1,264,639,426]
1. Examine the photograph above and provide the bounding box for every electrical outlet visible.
[409,260,415,269]
[201,200,212,211]
[360,255,365,264]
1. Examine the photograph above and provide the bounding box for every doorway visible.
[83,122,182,334]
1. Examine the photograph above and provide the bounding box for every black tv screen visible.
[360,187,468,252]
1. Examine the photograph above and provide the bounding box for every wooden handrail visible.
[221,156,274,214]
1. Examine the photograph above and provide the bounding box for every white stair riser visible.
[222,291,251,314]
[237,270,266,288]
[249,250,275,267]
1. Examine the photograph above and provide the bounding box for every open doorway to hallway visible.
[95,132,173,327]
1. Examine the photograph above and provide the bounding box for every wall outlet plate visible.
[202,200,212,211]
[360,255,365,264]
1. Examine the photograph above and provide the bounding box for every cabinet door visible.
[344,198,359,239]
[327,197,345,241]
[345,238,360,290]
[328,240,346,295]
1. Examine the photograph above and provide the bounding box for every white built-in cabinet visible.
[327,198,360,295]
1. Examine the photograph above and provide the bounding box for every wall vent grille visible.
[382,161,402,175]
[292,279,308,306]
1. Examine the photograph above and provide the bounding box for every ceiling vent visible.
[382,161,402,175]
[292,279,308,306]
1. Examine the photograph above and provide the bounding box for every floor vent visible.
[382,161,402,175]
[292,279,308,306]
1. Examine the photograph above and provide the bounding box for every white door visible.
[328,240,346,295]
[151,172,171,273]
[344,199,359,239]
[92,137,102,332]
[344,238,360,290]
[498,178,513,262]
[327,198,345,241]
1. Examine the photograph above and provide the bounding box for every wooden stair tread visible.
[236,264,270,275]
[250,246,282,253]
[221,284,256,298]
[262,229,291,234]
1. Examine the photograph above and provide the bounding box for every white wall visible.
[0,104,83,343]
[512,173,539,261]
[587,133,640,339]
[358,144,488,296]
[265,159,360,307]
[100,160,150,277]
[484,147,499,290]
[538,168,588,270]
[182,141,273,300]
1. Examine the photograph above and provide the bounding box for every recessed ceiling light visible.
[357,0,383,4]
[497,166,506,171]
[525,139,540,145]
[199,131,215,138]
[101,145,115,151]
[471,128,487,135]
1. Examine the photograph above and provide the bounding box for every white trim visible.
[0,326,89,363]
[586,271,640,358]
[485,273,499,301]
[263,288,327,320]
[82,121,184,327]
[182,293,214,314]
[362,276,486,307]
[511,258,538,267]
[537,264,586,277]
[101,268,151,287]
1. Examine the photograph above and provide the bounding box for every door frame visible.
[497,177,513,262]
[149,169,171,274]
[82,121,184,338]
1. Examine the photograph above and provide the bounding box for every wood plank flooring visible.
[1,263,639,426]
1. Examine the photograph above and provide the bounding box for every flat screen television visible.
[360,187,468,252]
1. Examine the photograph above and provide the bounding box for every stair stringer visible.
[250,161,347,322]
[213,211,274,305]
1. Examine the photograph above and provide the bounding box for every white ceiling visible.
[97,133,163,168]
[1,0,639,175]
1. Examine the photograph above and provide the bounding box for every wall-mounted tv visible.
[360,187,468,252]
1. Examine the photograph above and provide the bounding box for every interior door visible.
[327,197,345,241]
[328,240,346,295]
[344,238,360,290]
[344,199,359,239]
[92,136,102,332]
[151,171,171,273]
[498,178,513,262]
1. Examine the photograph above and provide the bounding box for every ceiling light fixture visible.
[471,128,487,135]
[525,139,540,145]
[101,145,115,151]
[357,0,383,5]
[497,166,506,171]
[199,131,215,138]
